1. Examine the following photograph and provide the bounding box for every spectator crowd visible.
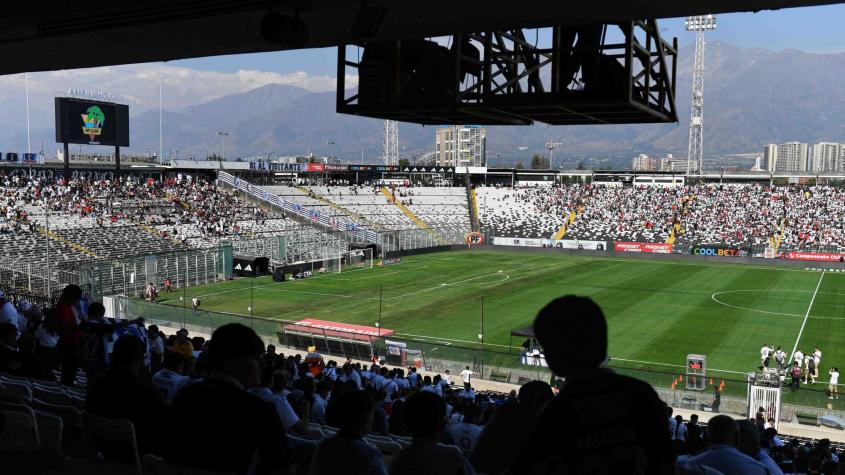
[3,286,845,474]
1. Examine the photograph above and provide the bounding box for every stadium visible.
[4,2,845,475]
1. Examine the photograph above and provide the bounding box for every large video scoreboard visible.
[55,97,129,147]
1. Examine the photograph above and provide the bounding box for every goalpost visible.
[322,248,374,274]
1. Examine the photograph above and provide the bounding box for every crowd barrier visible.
[125,298,845,415]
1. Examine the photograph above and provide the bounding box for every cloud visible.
[0,63,357,135]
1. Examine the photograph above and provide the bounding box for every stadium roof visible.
[1,0,843,75]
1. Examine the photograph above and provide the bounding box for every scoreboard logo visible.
[81,105,105,141]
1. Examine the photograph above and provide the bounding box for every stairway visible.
[380,187,446,243]
[297,186,385,231]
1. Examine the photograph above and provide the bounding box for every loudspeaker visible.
[273,267,286,282]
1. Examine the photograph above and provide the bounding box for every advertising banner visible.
[306,163,325,172]
[492,237,544,247]
[785,251,845,262]
[553,240,606,250]
[614,242,673,254]
[691,247,749,257]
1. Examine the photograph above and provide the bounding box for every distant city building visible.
[435,125,487,167]
[765,142,808,172]
[811,142,843,172]
[763,144,778,173]
[659,154,697,173]
[632,154,658,171]
[750,155,764,171]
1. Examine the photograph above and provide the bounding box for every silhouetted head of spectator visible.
[737,419,761,458]
[59,284,82,306]
[87,302,106,321]
[534,295,607,377]
[706,415,739,447]
[0,322,17,346]
[332,389,374,437]
[111,335,146,376]
[207,323,264,389]
[463,404,482,424]
[405,391,446,441]
[517,380,553,413]
[164,351,185,373]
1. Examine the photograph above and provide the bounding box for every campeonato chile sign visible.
[785,251,845,262]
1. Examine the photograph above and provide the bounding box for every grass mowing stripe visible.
[790,272,825,360]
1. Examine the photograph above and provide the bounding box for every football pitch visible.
[156,249,845,404]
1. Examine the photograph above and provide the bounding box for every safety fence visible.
[121,299,845,414]
[218,171,381,245]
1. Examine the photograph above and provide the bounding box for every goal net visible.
[288,248,374,277]
[343,248,374,271]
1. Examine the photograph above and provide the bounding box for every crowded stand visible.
[2,286,843,474]
[0,171,321,267]
[563,184,681,243]
[476,186,580,239]
[672,184,784,250]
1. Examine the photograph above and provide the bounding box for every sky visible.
[3,3,845,152]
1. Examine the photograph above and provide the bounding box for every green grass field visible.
[155,249,845,407]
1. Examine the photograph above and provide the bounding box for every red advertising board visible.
[785,251,845,262]
[306,163,325,172]
[614,242,673,254]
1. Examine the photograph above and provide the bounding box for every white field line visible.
[790,272,825,361]
[711,289,845,321]
[610,357,747,375]
[383,263,534,301]
[393,332,511,348]
[333,266,429,281]
[261,286,380,301]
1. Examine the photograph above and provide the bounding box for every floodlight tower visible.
[685,14,716,175]
[545,141,562,169]
[383,120,399,165]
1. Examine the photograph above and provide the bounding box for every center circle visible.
[711,289,845,320]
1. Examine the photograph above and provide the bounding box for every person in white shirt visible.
[672,415,687,442]
[152,351,191,403]
[813,347,822,376]
[311,381,331,425]
[441,370,452,388]
[460,366,475,390]
[341,363,362,389]
[248,367,309,435]
[759,344,772,366]
[407,367,420,386]
[773,346,786,370]
[450,404,483,455]
[0,293,20,336]
[830,367,840,400]
[148,325,165,371]
[792,348,804,367]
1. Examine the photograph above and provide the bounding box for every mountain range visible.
[5,41,845,168]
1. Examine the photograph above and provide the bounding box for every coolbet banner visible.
[614,242,673,254]
[785,251,845,262]
[692,247,749,257]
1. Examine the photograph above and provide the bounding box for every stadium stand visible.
[476,185,585,239]
[3,289,843,474]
